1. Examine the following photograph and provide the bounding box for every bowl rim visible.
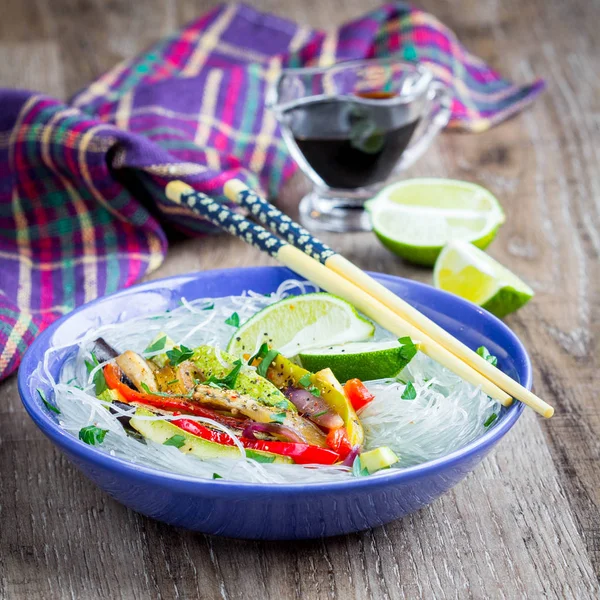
[18,266,530,495]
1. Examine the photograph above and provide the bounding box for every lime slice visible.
[299,340,412,383]
[366,178,505,266]
[226,293,375,358]
[434,240,534,318]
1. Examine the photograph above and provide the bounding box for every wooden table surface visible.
[1,0,599,598]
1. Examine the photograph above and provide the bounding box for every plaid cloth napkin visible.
[0,2,544,381]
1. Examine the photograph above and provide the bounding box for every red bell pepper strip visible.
[173,418,340,465]
[103,363,245,429]
[325,427,353,460]
[343,378,375,412]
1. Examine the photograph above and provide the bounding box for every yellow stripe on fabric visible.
[319,30,338,68]
[0,312,33,374]
[72,56,134,108]
[146,231,164,272]
[77,125,130,223]
[288,25,312,53]
[248,57,281,174]
[114,90,134,130]
[214,40,270,64]
[193,69,224,171]
[8,95,40,309]
[0,250,154,269]
[181,4,237,77]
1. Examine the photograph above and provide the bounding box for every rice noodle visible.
[44,279,500,484]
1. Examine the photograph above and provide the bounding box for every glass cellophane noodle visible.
[41,279,500,484]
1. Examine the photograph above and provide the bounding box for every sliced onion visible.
[242,422,306,444]
[341,445,361,467]
[286,387,344,429]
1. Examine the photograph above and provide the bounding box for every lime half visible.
[299,340,413,383]
[367,178,505,266]
[434,240,534,318]
[227,293,375,358]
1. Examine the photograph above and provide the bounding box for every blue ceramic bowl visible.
[18,267,530,539]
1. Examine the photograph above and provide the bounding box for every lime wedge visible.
[366,178,505,266]
[226,293,375,358]
[299,340,413,383]
[434,240,534,318]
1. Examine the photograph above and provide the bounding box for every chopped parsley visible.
[204,360,243,390]
[140,382,193,399]
[275,400,290,409]
[309,386,321,397]
[248,342,269,365]
[401,381,417,400]
[79,425,108,445]
[352,456,369,477]
[84,353,108,396]
[202,302,215,311]
[477,346,498,367]
[225,312,240,327]
[483,413,498,428]
[166,344,194,367]
[298,373,312,388]
[270,412,287,425]
[212,473,223,479]
[38,388,60,415]
[144,335,167,354]
[398,336,418,363]
[163,434,186,448]
[257,349,279,377]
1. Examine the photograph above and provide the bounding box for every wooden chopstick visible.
[222,179,554,419]
[165,180,513,408]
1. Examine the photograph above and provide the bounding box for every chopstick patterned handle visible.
[169,185,285,258]
[231,185,336,264]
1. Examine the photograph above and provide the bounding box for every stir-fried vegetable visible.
[173,418,339,465]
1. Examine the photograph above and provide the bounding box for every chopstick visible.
[165,180,513,408]
[222,179,554,419]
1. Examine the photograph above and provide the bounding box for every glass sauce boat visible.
[267,58,451,232]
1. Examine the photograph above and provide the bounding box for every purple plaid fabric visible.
[0,2,544,380]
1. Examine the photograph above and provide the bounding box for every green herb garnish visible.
[202,303,215,311]
[308,386,321,397]
[352,456,369,477]
[477,346,498,367]
[248,342,269,365]
[166,344,194,367]
[483,413,498,427]
[144,335,167,354]
[270,412,287,425]
[163,434,186,448]
[38,388,60,415]
[166,379,180,386]
[257,349,279,377]
[312,410,328,418]
[398,336,418,363]
[79,425,108,445]
[140,382,193,399]
[225,312,240,327]
[212,473,222,479]
[298,373,312,388]
[401,381,417,400]
[84,352,108,396]
[204,359,243,390]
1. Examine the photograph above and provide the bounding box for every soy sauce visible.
[286,92,420,189]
